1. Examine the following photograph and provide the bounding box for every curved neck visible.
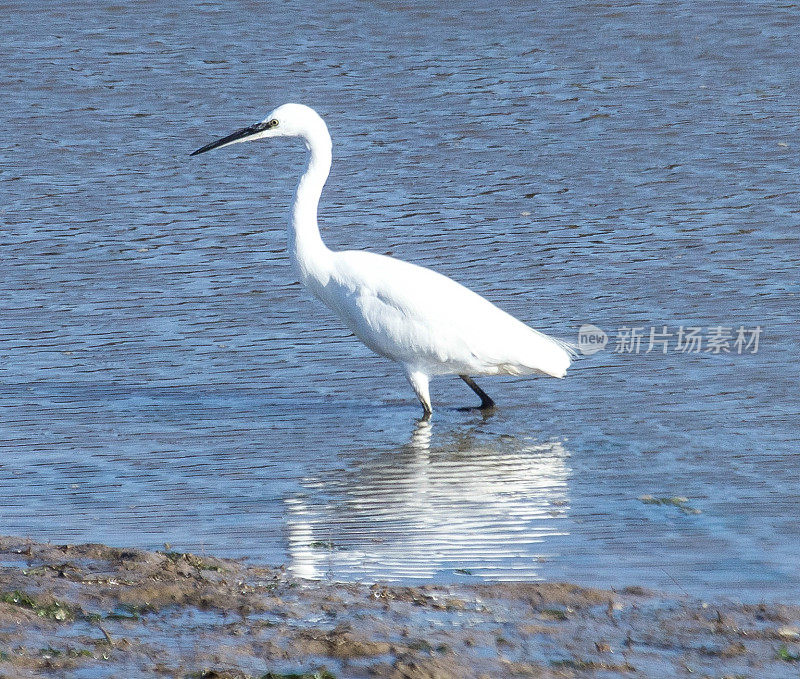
[289,130,332,281]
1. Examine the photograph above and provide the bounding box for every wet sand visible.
[1,536,799,678]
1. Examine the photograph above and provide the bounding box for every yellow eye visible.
[269,119,279,127]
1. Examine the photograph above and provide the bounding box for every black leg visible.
[459,375,495,410]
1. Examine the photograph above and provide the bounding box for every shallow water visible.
[1,1,799,601]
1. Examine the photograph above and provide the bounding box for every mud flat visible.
[1,536,799,678]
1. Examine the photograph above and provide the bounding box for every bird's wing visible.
[320,250,573,377]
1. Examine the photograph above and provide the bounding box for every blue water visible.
[1,1,798,600]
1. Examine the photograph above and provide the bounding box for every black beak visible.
[190,120,272,156]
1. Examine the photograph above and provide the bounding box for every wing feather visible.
[314,250,572,377]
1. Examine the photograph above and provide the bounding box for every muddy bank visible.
[1,536,799,678]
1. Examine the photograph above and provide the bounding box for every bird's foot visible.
[459,375,496,412]
[456,404,497,416]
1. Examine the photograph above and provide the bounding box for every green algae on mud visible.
[2,536,800,678]
[0,590,75,621]
[777,643,800,662]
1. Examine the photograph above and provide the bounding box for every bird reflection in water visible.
[286,419,571,581]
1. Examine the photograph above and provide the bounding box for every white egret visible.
[192,104,575,417]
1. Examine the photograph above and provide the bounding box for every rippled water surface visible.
[2,1,798,600]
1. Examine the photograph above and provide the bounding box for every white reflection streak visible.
[286,419,570,580]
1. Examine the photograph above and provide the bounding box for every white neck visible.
[289,127,333,284]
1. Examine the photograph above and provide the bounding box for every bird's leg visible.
[459,375,495,410]
[405,369,433,418]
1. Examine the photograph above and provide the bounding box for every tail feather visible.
[516,329,576,379]
[551,336,580,359]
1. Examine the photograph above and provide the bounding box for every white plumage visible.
[192,103,574,416]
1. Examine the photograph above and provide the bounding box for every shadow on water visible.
[286,417,571,581]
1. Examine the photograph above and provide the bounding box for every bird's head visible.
[191,103,329,156]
